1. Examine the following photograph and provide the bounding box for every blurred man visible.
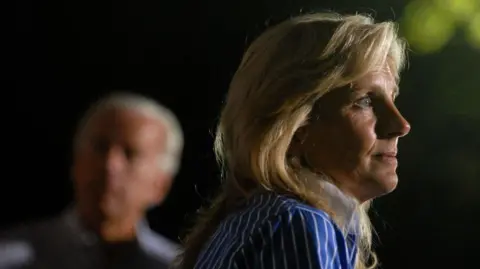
[0,92,184,269]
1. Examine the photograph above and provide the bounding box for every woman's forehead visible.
[353,70,398,96]
[314,70,398,109]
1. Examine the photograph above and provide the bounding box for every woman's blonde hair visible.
[175,12,407,269]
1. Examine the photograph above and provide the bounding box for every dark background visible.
[9,0,480,268]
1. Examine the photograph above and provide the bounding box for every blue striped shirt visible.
[194,190,358,269]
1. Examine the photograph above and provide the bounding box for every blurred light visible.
[466,12,480,48]
[432,0,479,22]
[402,0,456,54]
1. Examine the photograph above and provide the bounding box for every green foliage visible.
[401,0,480,53]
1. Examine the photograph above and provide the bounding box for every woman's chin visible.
[375,174,399,197]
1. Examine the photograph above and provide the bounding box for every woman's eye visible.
[354,96,372,108]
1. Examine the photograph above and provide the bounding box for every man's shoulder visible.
[0,216,65,268]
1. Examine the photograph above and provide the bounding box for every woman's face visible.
[295,67,410,202]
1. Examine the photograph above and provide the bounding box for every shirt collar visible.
[61,208,180,261]
[62,208,148,246]
[300,169,360,235]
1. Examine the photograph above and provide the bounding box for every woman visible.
[177,12,411,269]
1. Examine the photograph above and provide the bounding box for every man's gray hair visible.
[74,92,184,176]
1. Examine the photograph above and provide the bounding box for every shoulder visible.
[272,203,344,250]
[254,194,341,245]
[0,216,63,268]
[235,193,350,268]
[238,191,344,249]
[245,191,337,232]
[284,202,338,233]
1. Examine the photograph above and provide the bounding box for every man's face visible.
[73,107,170,226]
